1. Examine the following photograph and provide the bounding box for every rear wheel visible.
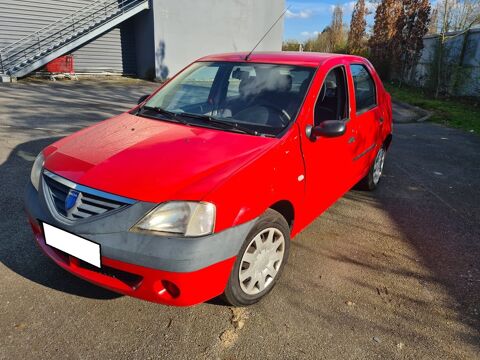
[357,146,386,191]
[223,209,290,306]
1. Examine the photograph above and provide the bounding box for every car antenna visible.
[244,5,291,61]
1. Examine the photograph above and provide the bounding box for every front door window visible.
[314,66,349,125]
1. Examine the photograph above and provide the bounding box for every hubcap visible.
[373,148,385,184]
[238,228,285,295]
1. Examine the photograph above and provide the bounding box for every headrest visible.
[299,78,310,95]
[325,80,337,89]
[239,76,255,96]
[318,83,326,102]
[278,74,292,92]
[232,68,249,80]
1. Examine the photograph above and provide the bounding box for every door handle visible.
[348,136,356,144]
[379,117,384,123]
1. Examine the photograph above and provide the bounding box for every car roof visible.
[197,52,365,67]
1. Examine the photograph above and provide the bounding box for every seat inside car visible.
[234,74,294,127]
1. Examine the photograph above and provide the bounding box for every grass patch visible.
[384,82,480,134]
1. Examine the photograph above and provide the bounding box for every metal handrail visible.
[0,0,120,53]
[2,1,122,65]
[0,0,145,74]
[0,1,105,53]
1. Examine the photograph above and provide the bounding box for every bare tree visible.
[303,27,334,52]
[282,40,301,51]
[348,0,368,54]
[329,5,346,52]
[428,7,438,33]
[435,0,480,32]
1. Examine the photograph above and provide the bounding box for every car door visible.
[297,61,359,227]
[348,62,382,179]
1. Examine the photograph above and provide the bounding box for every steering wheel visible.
[258,100,291,127]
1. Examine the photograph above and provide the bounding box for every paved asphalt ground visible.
[0,79,479,360]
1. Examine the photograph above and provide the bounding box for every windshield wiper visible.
[139,105,189,125]
[175,112,260,136]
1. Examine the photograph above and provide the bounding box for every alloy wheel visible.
[373,148,385,185]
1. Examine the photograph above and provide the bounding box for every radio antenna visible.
[245,5,291,61]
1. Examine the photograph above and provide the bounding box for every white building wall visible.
[151,0,285,80]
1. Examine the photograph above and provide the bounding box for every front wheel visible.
[357,146,386,191]
[223,209,290,306]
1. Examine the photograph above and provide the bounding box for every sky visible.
[283,0,376,41]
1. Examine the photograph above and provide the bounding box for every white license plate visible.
[43,223,101,268]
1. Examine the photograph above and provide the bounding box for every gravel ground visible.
[0,79,479,360]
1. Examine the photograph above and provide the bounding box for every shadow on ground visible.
[0,80,157,132]
[0,134,122,300]
[256,124,480,358]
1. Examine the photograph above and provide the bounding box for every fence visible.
[408,28,480,96]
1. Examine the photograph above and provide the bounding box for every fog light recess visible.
[160,280,180,299]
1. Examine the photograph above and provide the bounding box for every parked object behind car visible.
[25,52,392,306]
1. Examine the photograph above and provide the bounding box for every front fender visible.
[204,128,305,235]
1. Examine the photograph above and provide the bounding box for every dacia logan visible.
[25,52,392,306]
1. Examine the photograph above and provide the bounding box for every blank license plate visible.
[43,223,101,268]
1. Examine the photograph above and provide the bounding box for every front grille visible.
[78,259,143,289]
[43,170,133,221]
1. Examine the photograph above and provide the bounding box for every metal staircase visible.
[0,0,149,79]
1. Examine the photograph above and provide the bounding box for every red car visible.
[25,52,392,306]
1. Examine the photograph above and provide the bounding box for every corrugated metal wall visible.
[72,21,137,74]
[0,0,137,74]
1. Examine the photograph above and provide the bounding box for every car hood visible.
[43,112,276,202]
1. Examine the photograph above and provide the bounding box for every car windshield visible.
[143,61,316,136]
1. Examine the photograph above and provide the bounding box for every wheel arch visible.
[269,200,295,229]
[383,133,393,151]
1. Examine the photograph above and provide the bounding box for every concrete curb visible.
[392,100,433,123]
[0,75,16,83]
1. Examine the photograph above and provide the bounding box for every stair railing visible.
[0,0,146,74]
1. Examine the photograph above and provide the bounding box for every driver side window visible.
[314,66,349,126]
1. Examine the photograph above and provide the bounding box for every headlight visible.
[30,152,45,191]
[132,201,216,237]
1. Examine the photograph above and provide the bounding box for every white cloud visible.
[330,1,376,15]
[286,9,313,19]
[300,31,320,37]
[345,1,356,12]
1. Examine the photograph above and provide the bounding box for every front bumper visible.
[25,181,256,306]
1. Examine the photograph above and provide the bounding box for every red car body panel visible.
[26,52,392,305]
[43,114,276,205]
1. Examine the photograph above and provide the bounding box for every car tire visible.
[357,145,386,191]
[222,209,290,307]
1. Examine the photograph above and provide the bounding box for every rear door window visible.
[350,64,376,114]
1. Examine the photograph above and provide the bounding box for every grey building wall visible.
[150,0,285,80]
[0,0,137,74]
[409,28,480,96]
[133,7,156,79]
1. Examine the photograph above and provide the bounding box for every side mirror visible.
[307,120,346,140]
[137,94,150,105]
